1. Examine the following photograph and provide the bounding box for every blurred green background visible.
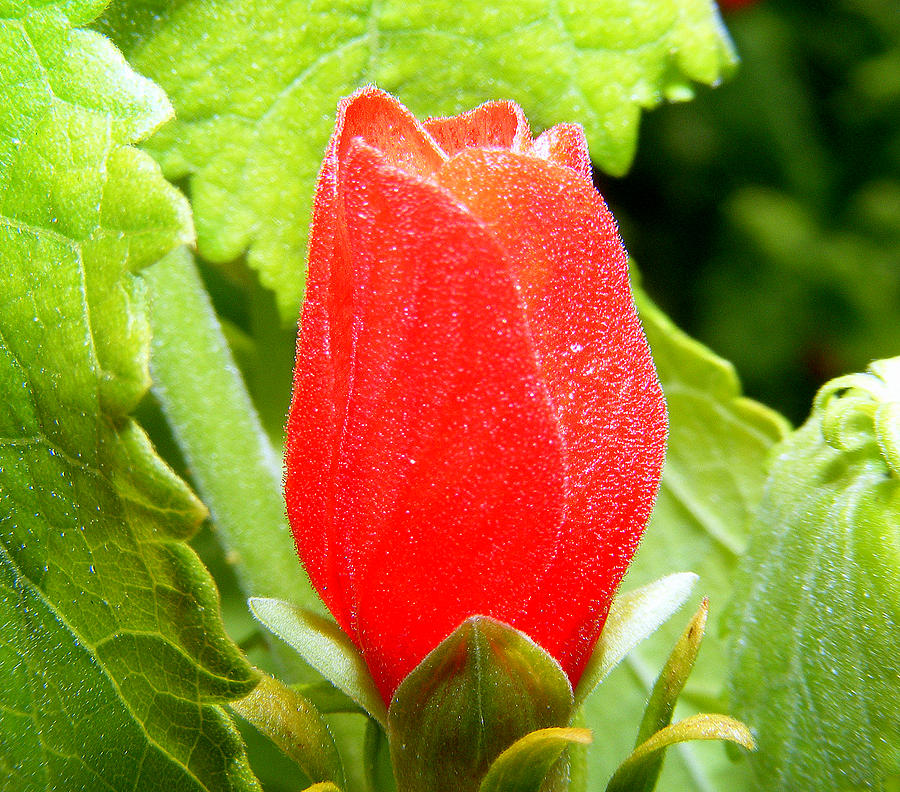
[605,0,900,424]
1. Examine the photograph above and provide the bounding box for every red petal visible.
[285,138,353,633]
[532,123,593,183]
[437,150,667,683]
[425,101,592,185]
[424,101,531,156]
[286,88,448,634]
[333,140,566,702]
[336,86,445,178]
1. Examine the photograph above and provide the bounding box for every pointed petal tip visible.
[333,88,444,178]
[424,99,532,156]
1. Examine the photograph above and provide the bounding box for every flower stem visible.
[142,248,322,624]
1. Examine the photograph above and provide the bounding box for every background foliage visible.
[607,0,900,423]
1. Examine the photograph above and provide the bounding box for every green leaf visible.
[727,357,900,791]
[388,617,574,792]
[605,714,756,792]
[363,718,397,792]
[635,599,708,747]
[96,0,737,319]
[0,2,261,789]
[479,728,592,792]
[230,670,346,787]
[579,287,789,790]
[249,597,388,727]
[142,248,321,615]
[568,709,590,792]
[574,572,697,706]
[626,600,710,791]
[297,681,365,716]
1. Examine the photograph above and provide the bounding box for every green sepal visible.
[364,718,397,792]
[479,728,592,792]
[567,709,589,792]
[605,714,755,792]
[636,598,708,744]
[249,597,387,726]
[628,599,710,789]
[296,680,365,716]
[388,616,574,792]
[230,670,345,788]
[574,573,697,706]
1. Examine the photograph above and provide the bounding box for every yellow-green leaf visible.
[0,2,260,788]
[96,0,737,319]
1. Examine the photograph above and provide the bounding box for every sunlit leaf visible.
[96,0,736,318]
[0,2,260,788]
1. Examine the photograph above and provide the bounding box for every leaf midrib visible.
[0,540,219,792]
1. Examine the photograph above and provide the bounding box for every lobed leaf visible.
[0,2,260,788]
[95,0,737,319]
[727,358,900,791]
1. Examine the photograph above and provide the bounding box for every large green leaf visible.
[727,358,900,791]
[579,287,789,791]
[95,0,737,318]
[0,1,260,788]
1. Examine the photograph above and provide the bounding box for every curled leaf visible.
[606,714,755,792]
[479,728,593,792]
[727,357,900,790]
[574,573,697,705]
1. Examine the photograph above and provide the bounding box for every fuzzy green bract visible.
[727,358,900,791]
[388,617,574,792]
[95,0,737,319]
[577,286,788,790]
[0,2,260,789]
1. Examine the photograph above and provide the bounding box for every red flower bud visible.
[285,87,667,705]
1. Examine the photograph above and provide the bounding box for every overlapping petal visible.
[437,151,666,678]
[286,87,666,702]
[286,89,448,632]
